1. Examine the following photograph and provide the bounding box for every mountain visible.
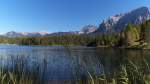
[5,31,50,37]
[5,31,79,37]
[47,25,97,36]
[48,31,79,36]
[4,7,150,37]
[5,25,97,37]
[6,6,149,37]
[79,25,97,34]
[97,7,150,33]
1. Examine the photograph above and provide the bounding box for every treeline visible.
[0,20,150,48]
[0,33,121,47]
[95,20,150,48]
[0,34,120,47]
[0,35,95,46]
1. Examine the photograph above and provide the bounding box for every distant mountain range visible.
[5,31,50,37]
[4,25,97,37]
[3,6,150,37]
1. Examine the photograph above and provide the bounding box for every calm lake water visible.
[0,45,149,81]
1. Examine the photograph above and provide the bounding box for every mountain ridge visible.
[3,6,150,37]
[4,25,97,37]
[97,6,150,33]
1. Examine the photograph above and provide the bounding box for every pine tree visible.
[124,24,140,46]
[140,20,150,44]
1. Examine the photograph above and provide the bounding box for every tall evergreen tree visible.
[140,20,150,43]
[124,24,140,46]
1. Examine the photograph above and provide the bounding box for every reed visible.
[0,54,46,84]
[0,54,150,84]
[80,58,150,84]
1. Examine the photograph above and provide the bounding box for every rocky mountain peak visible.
[80,25,97,34]
[97,6,150,33]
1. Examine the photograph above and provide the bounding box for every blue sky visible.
[0,0,149,33]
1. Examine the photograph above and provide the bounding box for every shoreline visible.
[1,43,150,50]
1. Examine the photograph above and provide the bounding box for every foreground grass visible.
[1,61,150,84]
[0,54,47,84]
[83,59,150,84]
[0,55,149,84]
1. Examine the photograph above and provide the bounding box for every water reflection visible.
[0,45,149,83]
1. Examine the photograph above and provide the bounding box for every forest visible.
[0,20,150,48]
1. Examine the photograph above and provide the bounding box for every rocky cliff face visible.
[97,7,150,33]
[79,25,97,34]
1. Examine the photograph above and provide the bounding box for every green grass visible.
[78,58,150,84]
[0,54,149,84]
[0,54,46,84]
[0,60,149,84]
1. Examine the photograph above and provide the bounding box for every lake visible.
[0,45,149,83]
